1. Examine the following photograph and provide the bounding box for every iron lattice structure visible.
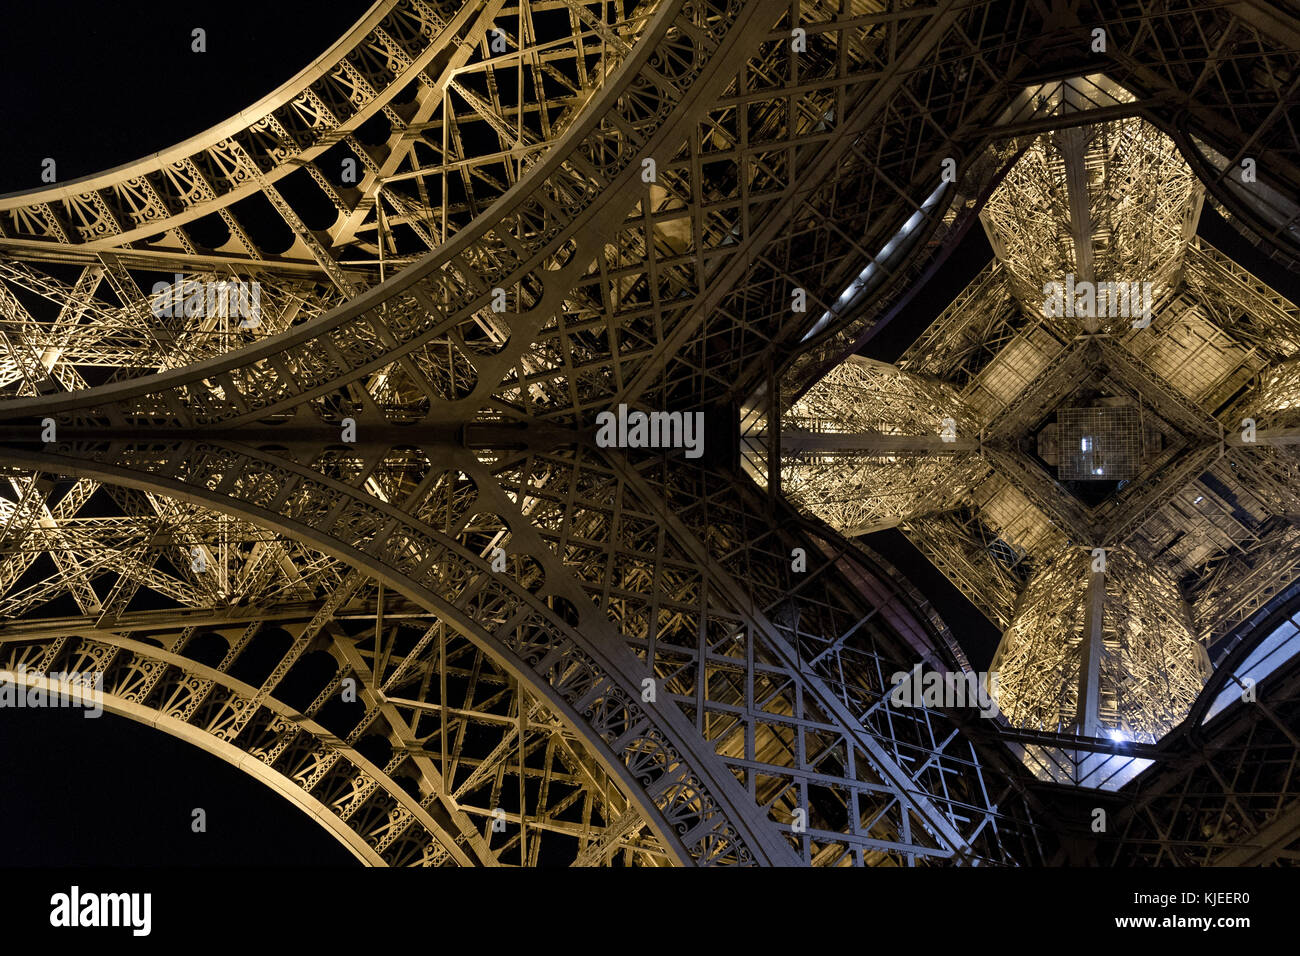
[769,356,989,535]
[766,101,1300,756]
[0,0,1299,865]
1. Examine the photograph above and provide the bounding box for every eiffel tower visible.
[1,0,1299,867]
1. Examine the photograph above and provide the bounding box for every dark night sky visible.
[0,2,370,185]
[0,0,369,866]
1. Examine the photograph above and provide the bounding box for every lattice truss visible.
[771,105,1300,750]
[0,0,673,867]
[597,454,1043,866]
[0,0,653,401]
[0,0,1299,866]
[1099,607,1300,867]
[771,357,989,535]
[0,0,1069,868]
[0,476,339,618]
[992,545,1206,742]
[981,111,1202,329]
[0,456,669,867]
[0,596,663,867]
[784,355,977,436]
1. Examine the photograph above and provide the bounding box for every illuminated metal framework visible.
[0,0,1299,865]
[768,357,989,535]
[760,98,1300,756]
[1100,596,1300,865]
[1053,405,1141,481]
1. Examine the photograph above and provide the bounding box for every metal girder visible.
[1103,617,1300,865]
[769,102,1300,769]
[0,0,1298,867]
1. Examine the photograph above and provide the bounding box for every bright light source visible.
[1081,437,1091,451]
[801,182,948,342]
[1108,729,1127,742]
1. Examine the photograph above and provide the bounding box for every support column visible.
[1075,556,1105,737]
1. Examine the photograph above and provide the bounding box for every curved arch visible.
[0,4,1295,423]
[1184,586,1300,735]
[0,623,470,865]
[0,1,415,205]
[6,0,1296,869]
[1169,125,1300,268]
[0,0,1064,867]
[0,438,790,865]
[0,0,777,426]
[0,593,666,865]
[0,1,473,251]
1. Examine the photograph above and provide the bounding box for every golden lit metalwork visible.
[982,112,1203,332]
[773,110,1300,758]
[991,545,1207,742]
[1,0,1300,867]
